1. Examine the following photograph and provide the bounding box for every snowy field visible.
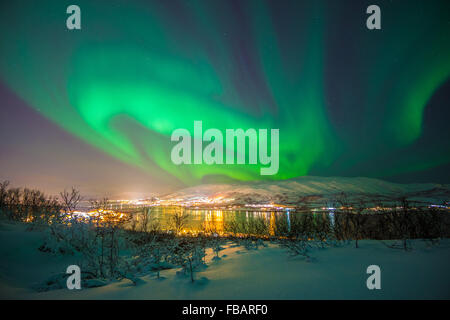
[0,221,449,300]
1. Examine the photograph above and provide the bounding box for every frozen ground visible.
[0,221,449,299]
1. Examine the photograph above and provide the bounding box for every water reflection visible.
[130,207,335,237]
[127,206,448,240]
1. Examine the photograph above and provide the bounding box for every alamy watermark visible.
[66,264,81,290]
[170,121,279,175]
[366,265,381,290]
[66,5,380,31]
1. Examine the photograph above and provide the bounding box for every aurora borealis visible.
[0,0,450,196]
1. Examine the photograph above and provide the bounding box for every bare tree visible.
[170,237,206,283]
[170,207,189,234]
[60,187,82,219]
[279,235,313,261]
[350,198,369,248]
[139,207,152,232]
[0,180,10,217]
[382,197,414,251]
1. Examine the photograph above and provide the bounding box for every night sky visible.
[0,0,449,198]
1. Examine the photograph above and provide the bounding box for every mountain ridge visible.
[161,176,449,205]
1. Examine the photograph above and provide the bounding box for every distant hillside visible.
[162,176,450,206]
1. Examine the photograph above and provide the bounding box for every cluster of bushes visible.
[126,230,218,282]
[218,194,448,257]
[0,181,60,223]
[42,203,226,286]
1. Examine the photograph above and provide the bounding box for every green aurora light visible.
[0,0,449,186]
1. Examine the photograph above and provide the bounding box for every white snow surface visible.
[0,221,449,300]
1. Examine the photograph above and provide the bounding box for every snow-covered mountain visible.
[162,176,450,206]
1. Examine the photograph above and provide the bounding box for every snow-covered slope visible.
[162,176,449,205]
[1,222,449,299]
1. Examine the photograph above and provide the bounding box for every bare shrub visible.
[170,207,189,234]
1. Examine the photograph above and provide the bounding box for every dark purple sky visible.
[0,83,179,198]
